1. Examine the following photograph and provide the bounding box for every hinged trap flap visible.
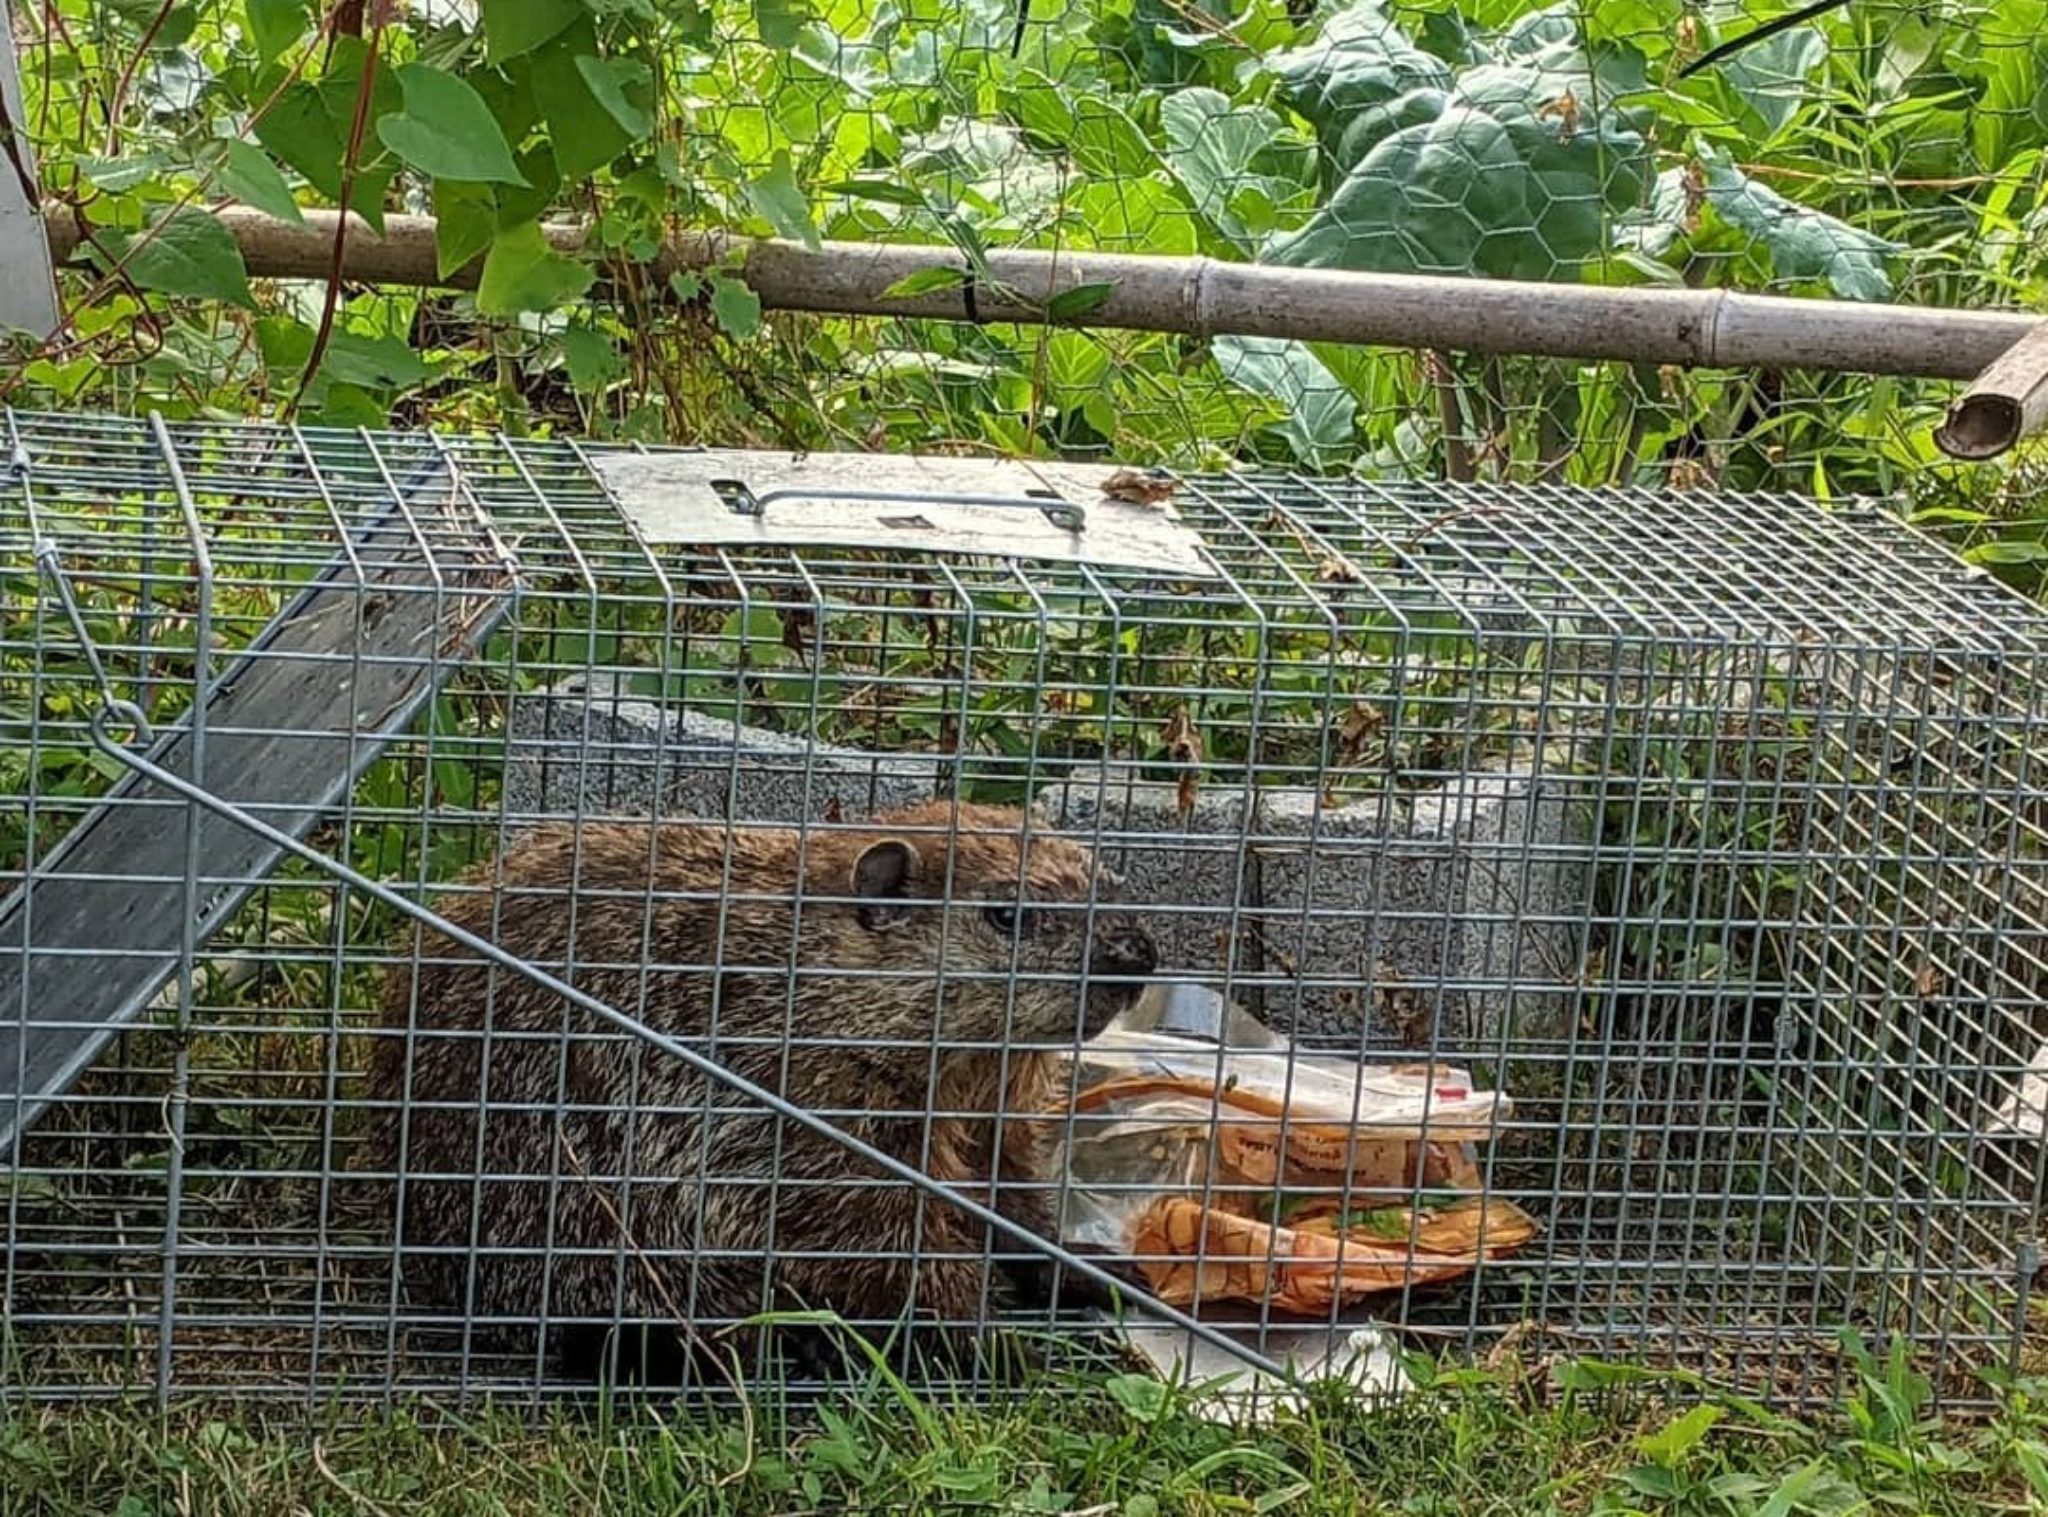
[0,480,517,1155]
[591,449,1221,579]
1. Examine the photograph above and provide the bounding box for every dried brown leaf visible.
[1100,468,1179,507]
[780,606,815,661]
[1537,86,1580,144]
[1161,704,1203,817]
[1336,700,1384,768]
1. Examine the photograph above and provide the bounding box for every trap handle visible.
[711,478,1088,533]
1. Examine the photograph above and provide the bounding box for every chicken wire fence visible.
[1,407,2045,1412]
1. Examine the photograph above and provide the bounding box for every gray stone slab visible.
[502,673,948,823]
[1031,766,1585,1051]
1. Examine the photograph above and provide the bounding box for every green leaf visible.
[1617,1465,1681,1499]
[202,139,304,223]
[481,0,585,62]
[1104,1373,1169,1424]
[1704,1472,1775,1504]
[1214,336,1356,468]
[745,150,820,249]
[1267,20,1651,281]
[321,329,432,389]
[1970,0,2048,169]
[1010,71,1155,180]
[1635,1403,1722,1464]
[531,39,636,180]
[1877,14,1940,95]
[1045,281,1117,321]
[251,73,397,230]
[1700,152,1899,300]
[1066,176,1200,256]
[1160,89,1300,248]
[128,4,199,52]
[377,64,528,186]
[821,178,927,208]
[307,381,389,429]
[254,314,313,371]
[575,55,653,137]
[1266,0,1452,176]
[75,153,169,193]
[497,143,562,226]
[251,81,345,195]
[246,0,312,65]
[753,0,810,47]
[559,326,625,389]
[112,208,257,308]
[1614,167,1692,261]
[1555,1358,1668,1391]
[434,181,498,278]
[709,275,762,338]
[1044,331,1109,406]
[2009,1437,2048,1502]
[1718,24,1826,140]
[477,220,594,315]
[880,266,967,299]
[1756,1458,1840,1517]
[1964,538,2048,564]
[721,604,790,663]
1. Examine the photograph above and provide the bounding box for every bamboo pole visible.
[1933,319,2048,459]
[42,203,2040,382]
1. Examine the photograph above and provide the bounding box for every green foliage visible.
[5,1351,2048,1514]
[101,207,257,308]
[5,0,2047,590]
[377,64,529,187]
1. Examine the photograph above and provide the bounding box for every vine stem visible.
[283,3,388,421]
[101,0,178,158]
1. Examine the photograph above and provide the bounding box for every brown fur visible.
[359,800,1155,1383]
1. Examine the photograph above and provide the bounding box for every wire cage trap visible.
[1,408,2044,1411]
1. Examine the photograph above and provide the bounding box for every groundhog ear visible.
[849,838,921,929]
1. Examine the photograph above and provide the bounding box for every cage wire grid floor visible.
[0,408,2043,1410]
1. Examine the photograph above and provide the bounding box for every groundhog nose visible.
[1093,927,1158,980]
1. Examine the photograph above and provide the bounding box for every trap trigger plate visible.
[591,448,1220,579]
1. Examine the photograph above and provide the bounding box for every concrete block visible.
[502,673,947,823]
[1031,766,1586,1051]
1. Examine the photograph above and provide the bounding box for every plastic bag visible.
[1056,983,1541,1316]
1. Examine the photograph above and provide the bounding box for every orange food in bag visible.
[1071,1071,1499,1189]
[1127,1193,1542,1315]
[1061,1034,1540,1315]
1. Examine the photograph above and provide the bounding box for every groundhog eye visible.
[982,903,1023,936]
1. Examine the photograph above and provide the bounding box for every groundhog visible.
[360,799,1157,1386]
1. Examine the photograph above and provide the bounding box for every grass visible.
[6,1342,2048,1516]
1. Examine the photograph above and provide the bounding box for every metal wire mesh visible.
[2,407,2044,1411]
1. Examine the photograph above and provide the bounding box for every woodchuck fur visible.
[360,799,1157,1386]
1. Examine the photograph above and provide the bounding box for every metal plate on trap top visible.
[592,449,1220,579]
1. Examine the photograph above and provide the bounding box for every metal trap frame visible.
[2,408,2044,1411]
